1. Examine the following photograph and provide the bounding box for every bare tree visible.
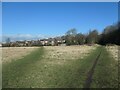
[65,28,77,45]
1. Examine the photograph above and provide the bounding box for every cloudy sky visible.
[2,2,118,42]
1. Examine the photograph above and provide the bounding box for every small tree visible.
[5,38,11,47]
[65,28,77,45]
[86,30,98,44]
[75,33,85,45]
[6,38,11,43]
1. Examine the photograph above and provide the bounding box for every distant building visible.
[47,38,55,46]
[40,39,48,46]
[15,40,32,47]
[31,40,42,46]
[54,37,66,46]
[2,36,66,47]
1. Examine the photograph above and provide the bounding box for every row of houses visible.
[2,37,66,47]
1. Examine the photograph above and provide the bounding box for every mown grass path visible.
[84,46,118,88]
[83,48,102,88]
[90,46,118,88]
[2,47,44,88]
[2,46,118,88]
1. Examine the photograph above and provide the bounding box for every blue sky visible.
[2,2,118,41]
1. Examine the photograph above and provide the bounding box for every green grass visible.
[2,46,118,88]
[3,46,99,88]
[91,47,118,88]
[24,46,100,88]
[2,47,44,88]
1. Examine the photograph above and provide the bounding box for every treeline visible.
[99,22,120,45]
[64,22,120,45]
[3,22,120,47]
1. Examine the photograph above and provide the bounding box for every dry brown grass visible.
[43,45,96,65]
[2,45,96,65]
[2,47,39,63]
[106,45,118,61]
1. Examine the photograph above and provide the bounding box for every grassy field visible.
[106,45,118,61]
[3,47,44,88]
[2,45,119,88]
[2,47,38,63]
[91,47,118,88]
